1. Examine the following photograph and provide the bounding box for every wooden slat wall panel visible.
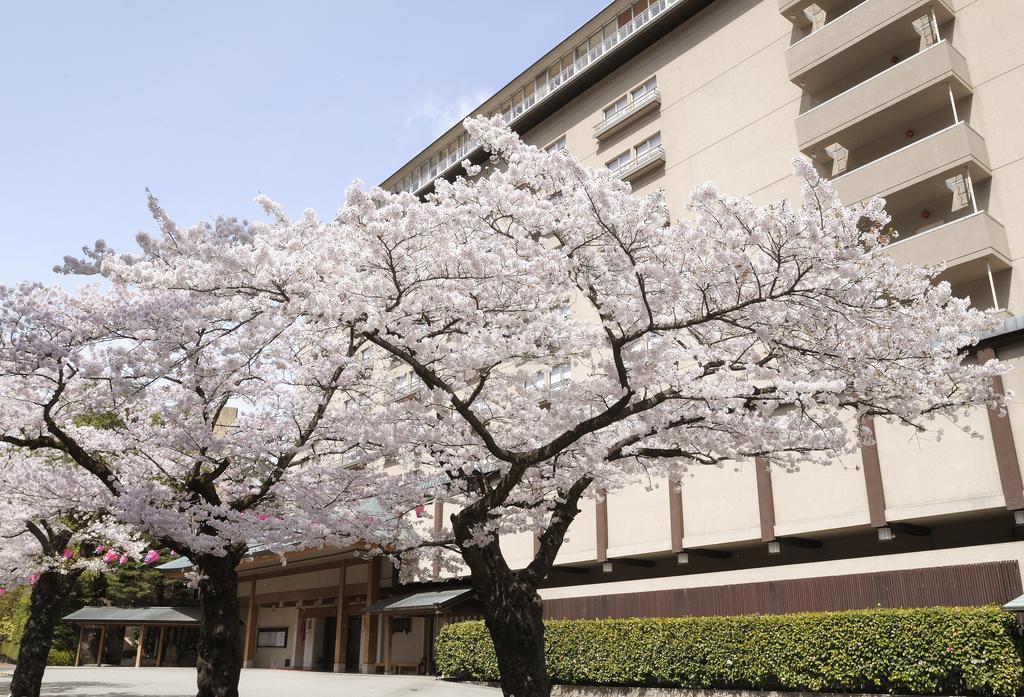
[543,561,1022,619]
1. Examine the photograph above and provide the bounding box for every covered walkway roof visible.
[63,606,201,626]
[365,588,474,615]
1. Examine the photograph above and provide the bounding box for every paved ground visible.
[0,667,500,696]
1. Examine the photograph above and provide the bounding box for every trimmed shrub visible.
[47,648,74,666]
[435,607,1024,695]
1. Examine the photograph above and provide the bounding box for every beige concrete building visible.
[216,0,1024,675]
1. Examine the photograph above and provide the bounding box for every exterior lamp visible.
[676,552,689,565]
[1014,510,1024,527]
[877,526,895,542]
[767,541,781,555]
[601,562,613,574]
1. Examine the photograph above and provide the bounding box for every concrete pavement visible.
[0,666,501,696]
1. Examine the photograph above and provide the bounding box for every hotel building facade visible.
[126,0,1024,676]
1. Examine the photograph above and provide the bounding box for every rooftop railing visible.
[397,0,682,195]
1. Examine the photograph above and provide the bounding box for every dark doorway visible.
[321,617,337,672]
[344,616,362,672]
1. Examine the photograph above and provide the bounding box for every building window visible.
[631,76,657,100]
[256,628,288,648]
[634,132,661,158]
[545,135,567,153]
[395,371,423,396]
[550,363,572,390]
[604,95,628,120]
[606,150,632,173]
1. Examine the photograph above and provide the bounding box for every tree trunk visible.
[478,570,550,697]
[457,529,551,697]
[194,551,244,697]
[9,570,80,697]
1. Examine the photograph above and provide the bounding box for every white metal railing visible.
[396,0,682,195]
[610,145,665,180]
[594,88,661,137]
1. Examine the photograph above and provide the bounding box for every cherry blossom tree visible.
[66,116,1007,697]
[0,449,149,697]
[0,282,408,697]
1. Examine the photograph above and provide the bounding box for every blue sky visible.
[0,1,603,285]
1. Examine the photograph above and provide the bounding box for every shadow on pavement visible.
[0,678,192,697]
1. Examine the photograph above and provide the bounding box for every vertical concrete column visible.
[432,500,444,579]
[668,478,684,553]
[978,347,1024,510]
[754,456,776,543]
[595,488,608,563]
[859,416,888,528]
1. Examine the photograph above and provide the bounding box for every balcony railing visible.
[786,0,954,83]
[794,40,970,151]
[594,89,662,141]
[396,0,684,195]
[829,121,988,204]
[610,145,666,182]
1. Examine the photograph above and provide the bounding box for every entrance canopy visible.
[63,606,200,626]
[365,588,473,615]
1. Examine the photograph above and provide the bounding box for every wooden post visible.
[135,626,145,667]
[383,614,393,674]
[96,625,107,666]
[243,579,259,668]
[422,616,434,675]
[156,626,166,667]
[333,559,348,672]
[361,558,380,672]
[74,625,85,667]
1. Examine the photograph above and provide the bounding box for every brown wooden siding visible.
[543,561,1022,619]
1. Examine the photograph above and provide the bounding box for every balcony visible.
[787,0,954,87]
[610,145,665,183]
[830,121,990,205]
[795,41,970,151]
[884,211,1010,279]
[594,89,662,141]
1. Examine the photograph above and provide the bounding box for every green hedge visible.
[47,648,74,666]
[435,607,1024,695]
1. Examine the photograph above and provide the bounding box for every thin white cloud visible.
[404,89,493,140]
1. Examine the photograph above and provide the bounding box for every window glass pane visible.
[545,135,567,153]
[632,77,657,99]
[604,95,628,118]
